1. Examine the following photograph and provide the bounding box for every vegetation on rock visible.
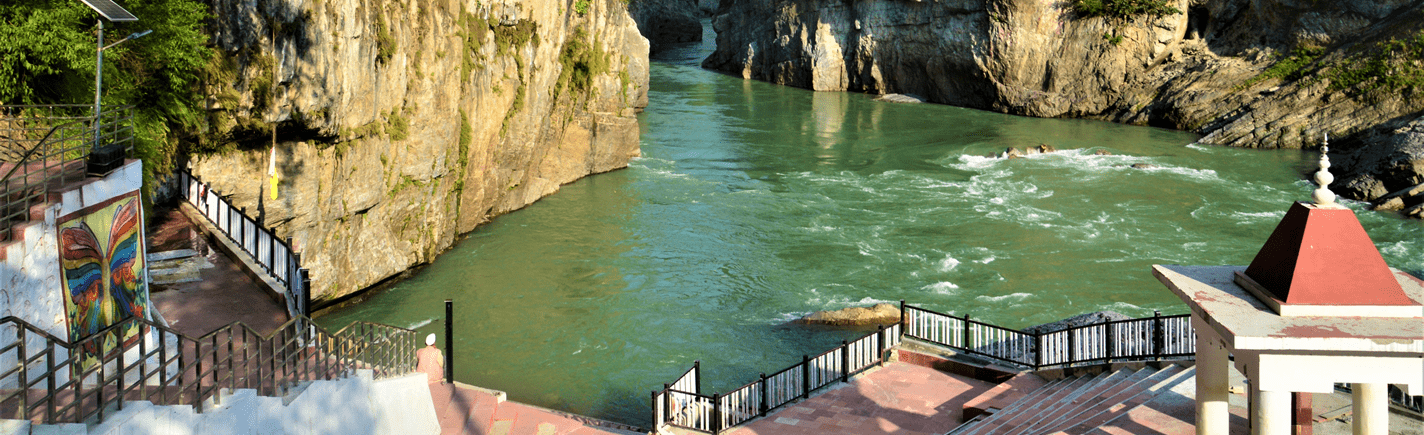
[556,28,610,99]
[1325,31,1424,96]
[1072,0,1181,21]
[1235,45,1324,91]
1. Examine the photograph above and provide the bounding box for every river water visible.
[317,28,1424,426]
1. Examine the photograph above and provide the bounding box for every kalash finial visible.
[1312,133,1339,207]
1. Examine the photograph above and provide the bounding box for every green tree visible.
[1,0,211,195]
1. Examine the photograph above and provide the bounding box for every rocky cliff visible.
[703,0,1424,215]
[186,0,650,301]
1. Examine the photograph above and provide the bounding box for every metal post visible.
[694,360,702,395]
[712,393,722,433]
[663,383,672,425]
[94,21,104,151]
[1152,310,1164,359]
[963,314,972,349]
[301,269,311,318]
[758,373,768,417]
[1068,327,1077,366]
[800,355,810,400]
[17,329,26,420]
[444,299,453,384]
[650,390,658,428]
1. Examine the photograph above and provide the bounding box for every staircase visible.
[7,370,441,435]
[949,364,1196,435]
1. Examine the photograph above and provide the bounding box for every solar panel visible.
[78,0,138,21]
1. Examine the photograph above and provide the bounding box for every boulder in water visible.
[1003,147,1023,159]
[875,94,925,104]
[797,303,901,326]
[1094,149,1113,156]
[1131,163,1157,169]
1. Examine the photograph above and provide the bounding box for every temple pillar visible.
[1194,316,1230,435]
[1352,383,1387,435]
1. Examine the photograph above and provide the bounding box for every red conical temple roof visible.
[1237,202,1420,316]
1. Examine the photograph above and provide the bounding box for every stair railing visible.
[1,104,131,243]
[0,314,417,426]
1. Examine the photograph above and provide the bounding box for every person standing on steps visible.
[417,333,444,384]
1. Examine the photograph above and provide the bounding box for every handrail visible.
[178,168,310,319]
[1,104,132,242]
[651,324,900,433]
[649,301,1199,433]
[0,312,417,425]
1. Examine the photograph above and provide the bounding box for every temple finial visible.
[1312,133,1337,207]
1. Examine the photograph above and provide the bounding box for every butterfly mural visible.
[57,194,148,371]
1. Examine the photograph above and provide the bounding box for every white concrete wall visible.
[3,370,440,435]
[0,160,144,390]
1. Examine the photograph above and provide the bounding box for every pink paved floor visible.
[724,362,998,435]
[428,382,639,435]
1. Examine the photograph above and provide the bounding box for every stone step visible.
[1022,367,1160,434]
[956,374,1096,435]
[1052,365,1187,433]
[997,370,1133,435]
[1058,366,1195,435]
[962,371,1049,422]
[1010,369,1143,435]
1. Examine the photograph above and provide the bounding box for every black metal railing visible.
[651,324,903,433]
[903,303,1194,370]
[651,302,1197,433]
[0,314,416,426]
[1,104,133,242]
[178,169,310,319]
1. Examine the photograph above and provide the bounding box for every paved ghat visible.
[722,362,997,435]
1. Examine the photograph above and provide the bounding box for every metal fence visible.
[1,104,132,243]
[651,324,902,433]
[0,314,417,425]
[178,169,309,319]
[904,303,1194,370]
[651,302,1197,433]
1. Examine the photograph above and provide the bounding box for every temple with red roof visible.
[1153,140,1424,435]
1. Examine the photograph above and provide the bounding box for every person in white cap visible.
[416,333,444,384]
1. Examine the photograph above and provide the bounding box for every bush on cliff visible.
[1073,0,1181,21]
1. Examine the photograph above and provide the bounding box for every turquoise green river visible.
[318,31,1424,426]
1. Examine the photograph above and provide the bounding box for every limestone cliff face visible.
[187,0,650,300]
[703,0,1424,209]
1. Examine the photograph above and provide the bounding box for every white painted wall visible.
[0,160,145,390]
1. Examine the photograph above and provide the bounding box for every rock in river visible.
[797,303,901,327]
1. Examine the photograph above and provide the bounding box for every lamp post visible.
[93,27,150,150]
[77,0,143,151]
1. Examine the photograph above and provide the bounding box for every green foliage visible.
[0,0,212,198]
[1325,32,1424,95]
[574,0,591,16]
[494,19,538,55]
[1235,45,1324,91]
[458,10,489,83]
[387,109,409,141]
[374,7,396,64]
[1073,0,1181,21]
[1103,32,1123,45]
[556,28,609,99]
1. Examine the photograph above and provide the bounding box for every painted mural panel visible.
[56,192,148,371]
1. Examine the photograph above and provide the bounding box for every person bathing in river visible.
[417,333,444,384]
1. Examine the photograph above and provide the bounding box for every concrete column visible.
[1194,317,1230,435]
[1352,383,1387,435]
[1254,388,1292,435]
